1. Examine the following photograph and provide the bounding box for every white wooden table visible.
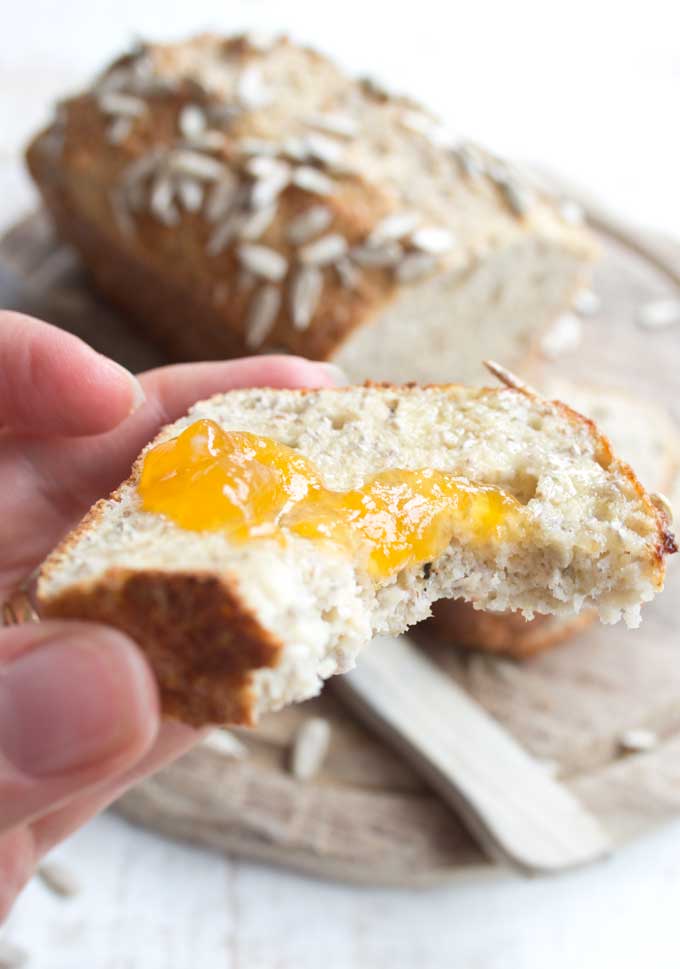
[3,3,680,965]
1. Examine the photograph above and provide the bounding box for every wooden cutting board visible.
[1,207,679,887]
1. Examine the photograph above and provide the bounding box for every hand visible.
[0,312,340,920]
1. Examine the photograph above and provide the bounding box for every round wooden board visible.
[2,209,679,887]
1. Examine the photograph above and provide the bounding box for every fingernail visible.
[103,358,146,414]
[0,632,154,777]
[318,363,350,386]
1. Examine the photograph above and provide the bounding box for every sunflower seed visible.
[238,243,288,281]
[149,175,179,225]
[368,211,419,245]
[238,204,277,240]
[246,284,281,348]
[500,180,534,217]
[107,116,134,145]
[204,173,240,222]
[636,298,680,331]
[184,129,227,152]
[37,861,80,898]
[453,143,485,178]
[400,109,437,137]
[291,166,335,196]
[650,492,674,523]
[96,65,133,95]
[351,241,403,267]
[176,177,204,212]
[410,226,456,254]
[244,156,286,179]
[178,104,207,139]
[619,728,658,753]
[299,233,348,266]
[281,137,309,161]
[360,75,390,99]
[237,65,271,109]
[335,257,361,289]
[110,188,136,236]
[290,717,331,780]
[0,940,28,968]
[287,205,333,245]
[98,92,147,117]
[395,251,438,282]
[168,150,224,181]
[238,138,279,156]
[121,148,163,186]
[540,313,583,359]
[560,198,585,225]
[290,266,323,329]
[306,112,358,138]
[202,728,248,758]
[572,288,600,316]
[302,133,344,167]
[244,30,278,52]
[249,162,291,209]
[206,214,242,256]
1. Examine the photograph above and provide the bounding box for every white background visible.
[2,2,680,966]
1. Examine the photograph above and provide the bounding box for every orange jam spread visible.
[138,419,522,578]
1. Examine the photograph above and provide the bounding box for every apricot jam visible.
[138,419,522,578]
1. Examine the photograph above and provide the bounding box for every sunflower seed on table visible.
[291,166,335,196]
[98,91,147,117]
[287,205,333,244]
[395,251,438,282]
[351,241,403,267]
[237,65,271,109]
[238,243,288,281]
[410,226,456,254]
[290,716,332,781]
[619,728,658,753]
[168,150,225,181]
[37,860,80,898]
[540,313,583,359]
[290,266,323,330]
[149,175,180,226]
[178,104,207,139]
[237,204,277,240]
[0,940,28,969]
[201,728,248,758]
[204,173,240,222]
[207,214,243,256]
[302,133,344,166]
[559,198,585,225]
[335,256,361,289]
[636,298,680,331]
[107,116,134,145]
[305,112,358,138]
[368,211,420,245]
[176,177,204,212]
[299,233,348,266]
[572,288,600,316]
[246,284,281,348]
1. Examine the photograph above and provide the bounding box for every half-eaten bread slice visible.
[37,381,676,726]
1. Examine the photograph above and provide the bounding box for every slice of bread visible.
[37,382,676,726]
[428,381,680,658]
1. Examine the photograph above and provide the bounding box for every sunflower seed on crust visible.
[395,251,437,282]
[305,112,358,138]
[250,163,291,210]
[107,116,134,145]
[204,173,240,222]
[237,65,271,109]
[167,150,224,181]
[184,129,227,152]
[410,226,456,254]
[176,177,204,212]
[399,109,438,138]
[619,728,658,753]
[244,156,289,179]
[287,205,333,244]
[500,180,535,217]
[299,234,348,266]
[121,148,164,186]
[37,861,80,898]
[281,137,309,161]
[335,257,361,289]
[292,166,335,196]
[238,204,277,240]
[206,214,242,256]
[368,211,419,245]
[637,298,680,331]
[351,241,403,268]
[178,104,207,139]
[238,138,279,156]
[290,266,323,330]
[246,284,281,348]
[98,92,147,117]
[244,30,278,52]
[238,243,288,281]
[150,175,180,226]
[559,198,585,225]
[650,492,674,523]
[302,133,344,166]
[290,717,332,780]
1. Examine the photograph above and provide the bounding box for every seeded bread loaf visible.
[37,382,675,727]
[428,381,680,657]
[26,34,596,385]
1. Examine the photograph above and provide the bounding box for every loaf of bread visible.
[428,380,680,657]
[37,382,676,726]
[26,34,596,385]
